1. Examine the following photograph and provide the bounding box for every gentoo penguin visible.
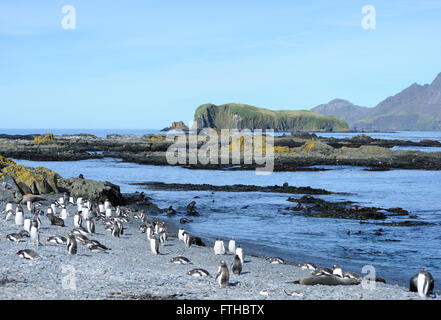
[86,218,95,234]
[183,232,192,248]
[89,243,110,253]
[5,209,14,221]
[30,221,40,246]
[228,238,236,254]
[410,268,434,298]
[180,218,192,224]
[23,218,31,233]
[16,249,40,260]
[69,196,75,204]
[231,254,243,275]
[343,271,361,280]
[50,202,57,215]
[72,234,90,245]
[15,208,24,227]
[74,212,82,228]
[111,222,121,238]
[150,235,160,255]
[170,256,191,264]
[214,238,226,255]
[60,207,68,220]
[296,263,317,271]
[266,257,285,264]
[98,203,105,214]
[104,199,112,210]
[67,234,78,255]
[105,208,112,218]
[216,260,229,288]
[187,269,210,277]
[178,228,185,242]
[6,231,27,242]
[70,227,89,236]
[27,201,35,214]
[235,244,243,264]
[82,207,90,220]
[4,202,13,213]
[311,268,333,276]
[46,235,67,245]
[76,197,83,207]
[332,264,344,278]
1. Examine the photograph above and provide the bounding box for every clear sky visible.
[1,0,441,129]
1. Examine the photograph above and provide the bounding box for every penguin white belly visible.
[236,248,243,264]
[418,273,427,297]
[15,213,24,226]
[229,240,236,253]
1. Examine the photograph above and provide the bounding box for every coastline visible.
[0,195,431,300]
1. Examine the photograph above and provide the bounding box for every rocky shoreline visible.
[0,132,440,171]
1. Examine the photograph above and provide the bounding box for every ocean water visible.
[4,129,441,287]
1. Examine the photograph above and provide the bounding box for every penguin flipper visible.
[409,274,418,292]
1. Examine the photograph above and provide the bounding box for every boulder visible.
[58,178,123,205]
[298,139,335,155]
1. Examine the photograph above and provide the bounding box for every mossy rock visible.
[0,155,16,170]
[298,139,334,155]
[1,164,61,195]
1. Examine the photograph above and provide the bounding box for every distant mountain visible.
[194,103,349,131]
[311,72,441,131]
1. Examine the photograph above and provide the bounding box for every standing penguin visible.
[332,264,344,278]
[112,222,121,238]
[67,234,78,255]
[228,237,236,254]
[15,207,24,227]
[30,221,40,247]
[74,212,82,228]
[410,268,434,298]
[214,238,226,255]
[183,232,192,248]
[86,218,95,234]
[60,207,68,220]
[236,244,244,264]
[231,254,243,275]
[150,235,160,255]
[178,228,185,242]
[216,260,229,288]
[23,218,31,233]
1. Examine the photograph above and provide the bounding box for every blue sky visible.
[1,0,441,129]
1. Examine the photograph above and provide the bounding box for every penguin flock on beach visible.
[1,195,437,298]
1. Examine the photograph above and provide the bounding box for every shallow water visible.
[14,156,441,287]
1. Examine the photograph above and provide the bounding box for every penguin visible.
[72,234,90,245]
[46,235,67,245]
[104,199,112,210]
[410,268,434,298]
[82,207,90,220]
[183,232,192,248]
[5,210,14,221]
[71,227,89,236]
[89,243,110,253]
[178,228,185,242]
[4,202,13,213]
[231,254,243,275]
[16,249,40,260]
[67,234,78,255]
[111,222,121,238]
[30,220,40,246]
[266,257,285,264]
[15,208,24,227]
[116,220,124,235]
[332,264,344,278]
[50,202,57,215]
[216,260,229,288]
[27,201,35,214]
[86,218,95,234]
[74,212,82,228]
[214,238,225,255]
[60,207,69,220]
[236,244,243,264]
[76,197,84,207]
[187,269,210,277]
[150,235,160,255]
[6,232,25,242]
[98,203,105,214]
[296,263,317,271]
[311,268,333,276]
[105,208,112,218]
[228,237,236,254]
[23,218,31,233]
[169,256,191,264]
[69,196,75,204]
[180,218,192,224]
[63,192,69,206]
[343,271,361,279]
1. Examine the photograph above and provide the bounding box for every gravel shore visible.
[0,197,433,300]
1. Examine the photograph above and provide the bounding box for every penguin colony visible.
[1,196,437,297]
